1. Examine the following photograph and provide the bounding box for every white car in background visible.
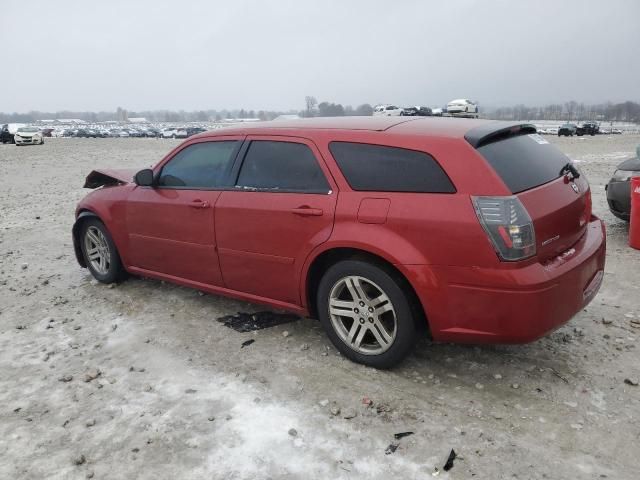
[446,99,478,115]
[546,127,559,135]
[14,126,44,145]
[373,105,403,116]
[162,128,178,138]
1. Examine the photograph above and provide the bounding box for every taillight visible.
[472,196,536,261]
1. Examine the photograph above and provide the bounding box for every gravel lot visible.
[1,134,639,479]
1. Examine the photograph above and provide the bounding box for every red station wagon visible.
[73,117,606,368]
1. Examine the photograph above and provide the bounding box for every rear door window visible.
[476,133,569,193]
[328,142,455,193]
[236,140,330,193]
[158,141,239,188]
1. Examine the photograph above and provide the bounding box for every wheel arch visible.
[72,210,101,267]
[304,246,429,333]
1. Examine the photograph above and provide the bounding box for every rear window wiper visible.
[559,162,580,180]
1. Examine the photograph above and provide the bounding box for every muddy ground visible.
[1,134,639,479]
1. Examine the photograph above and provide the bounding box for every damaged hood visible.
[84,168,139,189]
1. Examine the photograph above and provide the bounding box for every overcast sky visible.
[1,0,638,113]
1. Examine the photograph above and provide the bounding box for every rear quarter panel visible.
[311,131,508,267]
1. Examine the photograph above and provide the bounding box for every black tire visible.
[80,218,126,284]
[317,260,418,369]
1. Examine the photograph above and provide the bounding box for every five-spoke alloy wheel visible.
[80,218,126,283]
[84,225,111,275]
[318,260,417,368]
[328,275,397,355]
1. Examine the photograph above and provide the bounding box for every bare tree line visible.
[484,101,640,123]
[1,100,639,124]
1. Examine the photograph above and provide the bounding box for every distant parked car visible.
[400,106,432,117]
[162,128,178,138]
[431,108,444,116]
[76,129,100,138]
[605,150,640,221]
[558,123,577,136]
[373,105,403,116]
[175,128,189,139]
[611,128,623,134]
[1,123,26,143]
[576,122,599,136]
[186,127,207,137]
[446,99,478,115]
[14,126,44,145]
[145,128,161,138]
[546,127,559,135]
[128,129,145,138]
[41,128,55,137]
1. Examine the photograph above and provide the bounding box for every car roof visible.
[195,116,512,141]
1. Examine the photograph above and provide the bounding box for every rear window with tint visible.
[329,142,455,193]
[477,134,570,193]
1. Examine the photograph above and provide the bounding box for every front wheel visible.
[80,218,126,283]
[317,260,417,368]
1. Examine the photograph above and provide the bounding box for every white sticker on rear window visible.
[528,133,549,145]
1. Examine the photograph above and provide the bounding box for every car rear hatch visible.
[467,123,591,262]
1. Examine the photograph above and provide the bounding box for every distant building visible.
[273,114,301,121]
[56,119,87,124]
[116,107,128,123]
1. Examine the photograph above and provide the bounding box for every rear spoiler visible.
[464,122,537,148]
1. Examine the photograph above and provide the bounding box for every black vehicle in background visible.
[75,129,99,138]
[186,127,207,137]
[401,106,432,117]
[577,122,599,136]
[1,124,13,143]
[145,128,161,138]
[558,123,577,136]
[606,148,640,221]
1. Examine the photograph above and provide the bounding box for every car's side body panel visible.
[125,188,223,285]
[215,134,338,304]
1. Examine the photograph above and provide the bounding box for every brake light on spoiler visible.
[472,196,536,261]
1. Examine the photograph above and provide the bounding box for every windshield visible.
[18,127,40,133]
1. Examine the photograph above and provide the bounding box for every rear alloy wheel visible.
[80,218,125,283]
[317,260,417,368]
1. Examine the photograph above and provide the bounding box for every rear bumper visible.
[403,216,606,344]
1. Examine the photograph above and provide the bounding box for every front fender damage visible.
[84,169,137,189]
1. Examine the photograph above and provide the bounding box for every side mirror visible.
[134,168,155,187]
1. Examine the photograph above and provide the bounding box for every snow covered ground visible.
[1,135,639,479]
